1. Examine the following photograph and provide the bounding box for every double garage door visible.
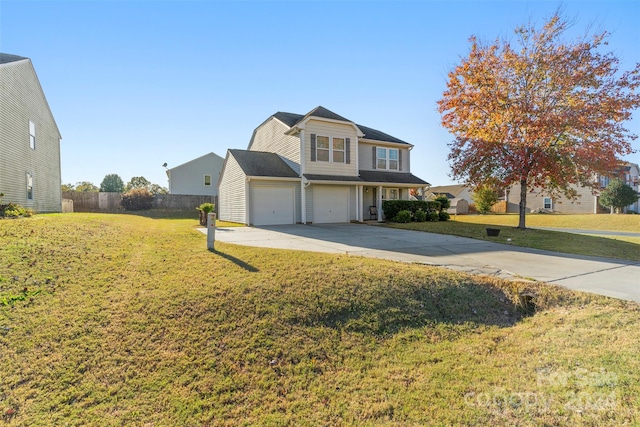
[251,185,350,225]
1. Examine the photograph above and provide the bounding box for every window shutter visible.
[345,138,351,164]
[311,134,316,162]
[372,146,376,169]
[399,150,403,171]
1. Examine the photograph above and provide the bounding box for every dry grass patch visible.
[1,213,639,425]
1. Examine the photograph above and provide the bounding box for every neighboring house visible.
[166,152,224,196]
[0,53,62,212]
[426,184,473,214]
[218,106,430,225]
[505,161,640,214]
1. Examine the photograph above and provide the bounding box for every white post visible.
[207,213,216,250]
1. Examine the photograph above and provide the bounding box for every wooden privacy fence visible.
[62,192,217,213]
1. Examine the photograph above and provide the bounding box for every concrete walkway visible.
[203,223,640,303]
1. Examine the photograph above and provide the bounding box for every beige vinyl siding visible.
[304,120,358,176]
[249,180,301,225]
[218,153,247,223]
[358,141,410,172]
[0,59,62,212]
[249,117,301,166]
[506,183,600,214]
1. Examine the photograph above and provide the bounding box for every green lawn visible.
[387,213,640,262]
[453,213,640,232]
[1,213,639,425]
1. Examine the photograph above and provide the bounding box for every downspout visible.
[300,129,306,224]
[245,177,251,225]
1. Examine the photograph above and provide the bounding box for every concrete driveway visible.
[207,223,640,303]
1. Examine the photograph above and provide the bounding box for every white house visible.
[0,53,62,212]
[166,152,224,196]
[218,106,430,225]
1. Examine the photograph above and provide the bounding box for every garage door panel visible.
[253,186,295,226]
[313,186,349,223]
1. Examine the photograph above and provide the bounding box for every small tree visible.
[472,185,499,214]
[438,12,640,229]
[61,183,75,192]
[100,174,125,192]
[75,181,99,192]
[599,179,639,213]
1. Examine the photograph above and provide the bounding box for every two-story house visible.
[0,53,62,212]
[218,106,429,225]
[504,161,640,214]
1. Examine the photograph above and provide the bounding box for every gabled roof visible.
[0,53,28,65]
[427,184,469,199]
[272,106,409,145]
[230,149,299,178]
[167,152,224,174]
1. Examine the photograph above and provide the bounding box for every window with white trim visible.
[376,147,399,170]
[204,174,211,186]
[316,136,330,162]
[26,172,33,200]
[29,120,36,149]
[543,197,552,210]
[333,137,345,163]
[382,188,399,200]
[599,175,610,188]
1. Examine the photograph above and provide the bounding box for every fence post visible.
[207,213,216,250]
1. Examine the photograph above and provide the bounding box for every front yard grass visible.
[387,214,640,262]
[1,213,639,425]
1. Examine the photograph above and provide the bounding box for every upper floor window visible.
[599,175,610,188]
[316,136,330,162]
[333,137,345,163]
[376,147,399,170]
[29,120,36,149]
[26,172,33,200]
[311,134,349,164]
[204,174,212,186]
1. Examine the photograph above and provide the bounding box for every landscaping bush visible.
[121,188,153,211]
[198,202,215,214]
[438,211,450,221]
[434,195,451,212]
[394,210,412,223]
[0,193,33,218]
[427,211,440,222]
[382,200,440,221]
[414,209,427,222]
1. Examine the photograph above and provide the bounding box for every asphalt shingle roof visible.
[229,149,299,178]
[272,106,409,145]
[358,170,430,186]
[0,53,28,64]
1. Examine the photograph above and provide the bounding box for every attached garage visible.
[312,185,349,223]
[252,185,295,226]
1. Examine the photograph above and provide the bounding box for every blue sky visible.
[2,0,639,189]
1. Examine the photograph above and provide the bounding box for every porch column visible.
[301,179,307,224]
[357,185,363,222]
[377,185,383,222]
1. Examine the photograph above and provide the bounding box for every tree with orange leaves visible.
[438,13,640,229]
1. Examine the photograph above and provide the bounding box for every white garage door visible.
[313,186,349,223]
[253,186,295,226]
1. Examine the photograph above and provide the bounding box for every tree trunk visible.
[518,178,527,229]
